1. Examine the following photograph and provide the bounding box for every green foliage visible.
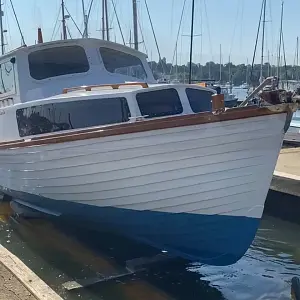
[149,58,300,86]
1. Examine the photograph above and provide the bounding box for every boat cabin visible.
[0,38,156,106]
[0,38,221,144]
[1,83,217,142]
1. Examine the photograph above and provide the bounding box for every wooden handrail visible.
[62,82,149,94]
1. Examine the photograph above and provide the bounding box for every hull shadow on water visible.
[2,215,225,300]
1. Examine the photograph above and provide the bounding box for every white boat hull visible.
[0,113,286,265]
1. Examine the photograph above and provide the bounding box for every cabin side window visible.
[16,97,131,137]
[28,46,90,80]
[0,58,16,94]
[136,88,183,118]
[186,88,213,113]
[100,47,147,80]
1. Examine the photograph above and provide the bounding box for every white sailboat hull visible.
[0,113,286,265]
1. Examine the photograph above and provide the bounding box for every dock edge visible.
[0,244,63,300]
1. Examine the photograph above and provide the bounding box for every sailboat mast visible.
[219,44,222,82]
[277,1,284,78]
[101,0,105,39]
[0,3,5,55]
[246,58,248,84]
[260,0,266,83]
[132,0,138,50]
[297,37,299,68]
[175,45,178,81]
[188,0,195,84]
[297,36,299,80]
[81,0,89,38]
[104,0,109,41]
[267,50,270,76]
[61,0,67,40]
[229,55,232,93]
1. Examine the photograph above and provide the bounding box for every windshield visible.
[100,47,147,80]
[28,46,90,80]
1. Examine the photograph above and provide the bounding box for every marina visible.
[1,0,300,299]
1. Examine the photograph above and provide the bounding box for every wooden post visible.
[212,94,225,112]
[37,28,43,44]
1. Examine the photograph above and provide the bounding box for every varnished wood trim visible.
[62,82,149,94]
[0,138,24,146]
[0,106,288,150]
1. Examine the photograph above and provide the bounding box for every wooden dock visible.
[265,147,300,223]
[0,202,62,299]
[271,147,300,197]
[0,244,62,300]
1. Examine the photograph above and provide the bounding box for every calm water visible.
[0,205,300,300]
[233,87,248,101]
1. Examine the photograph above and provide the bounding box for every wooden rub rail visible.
[62,82,149,94]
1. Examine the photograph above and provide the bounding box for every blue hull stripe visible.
[2,188,260,266]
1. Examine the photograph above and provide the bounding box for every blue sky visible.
[4,0,300,65]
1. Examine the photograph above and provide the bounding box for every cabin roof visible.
[1,38,148,60]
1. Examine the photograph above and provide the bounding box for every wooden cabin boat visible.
[0,38,297,266]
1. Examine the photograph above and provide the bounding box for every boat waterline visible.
[6,191,260,266]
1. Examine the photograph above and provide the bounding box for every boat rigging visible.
[8,0,26,47]
[260,0,267,84]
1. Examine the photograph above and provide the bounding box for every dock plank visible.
[275,148,300,177]
[270,147,300,197]
[0,244,62,300]
[265,147,300,223]
[0,262,36,300]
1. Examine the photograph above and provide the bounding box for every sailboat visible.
[0,0,297,266]
[280,7,300,143]
[241,82,249,89]
[212,45,238,108]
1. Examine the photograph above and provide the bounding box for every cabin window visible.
[186,88,213,113]
[136,88,183,118]
[28,46,89,80]
[16,97,131,137]
[100,47,147,80]
[0,59,16,94]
